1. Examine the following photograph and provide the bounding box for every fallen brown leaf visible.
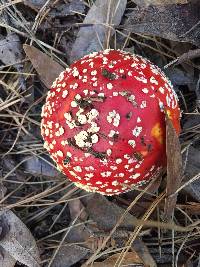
[23,44,64,88]
[163,114,183,222]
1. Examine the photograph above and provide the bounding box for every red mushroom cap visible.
[41,49,181,195]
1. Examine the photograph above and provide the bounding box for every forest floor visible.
[0,1,200,267]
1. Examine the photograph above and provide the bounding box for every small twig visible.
[164,49,200,69]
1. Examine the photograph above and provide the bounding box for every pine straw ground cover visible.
[0,1,200,267]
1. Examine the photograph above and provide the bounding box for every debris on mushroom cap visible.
[41,49,181,195]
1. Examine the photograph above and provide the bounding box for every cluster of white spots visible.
[140,63,147,69]
[62,90,68,98]
[58,71,65,82]
[65,67,70,73]
[128,71,132,76]
[116,158,122,164]
[85,166,94,171]
[110,165,117,170]
[72,67,79,77]
[73,166,82,172]
[128,95,136,104]
[71,101,78,107]
[142,88,149,94]
[124,165,129,169]
[74,182,99,193]
[89,62,94,68]
[88,121,100,133]
[55,126,65,137]
[124,154,130,159]
[64,112,72,121]
[150,65,159,75]
[91,70,97,76]
[83,69,87,73]
[78,114,87,124]
[91,134,99,144]
[114,173,124,177]
[49,143,54,150]
[43,141,49,151]
[166,94,171,107]
[57,150,64,157]
[106,149,112,156]
[137,117,141,123]
[140,101,147,109]
[98,92,105,98]
[51,79,58,88]
[159,100,164,111]
[108,129,119,138]
[70,83,78,90]
[112,181,119,186]
[64,112,77,129]
[107,83,113,90]
[132,126,143,137]
[150,94,155,98]
[101,171,112,177]
[130,173,140,179]
[150,165,155,171]
[128,139,136,148]
[112,92,118,96]
[92,81,98,87]
[82,76,87,83]
[105,189,113,193]
[61,82,66,88]
[44,128,49,136]
[85,173,94,180]
[150,76,158,85]
[103,49,110,55]
[103,57,108,65]
[119,69,124,73]
[107,110,120,127]
[83,89,88,95]
[67,152,72,157]
[109,141,114,146]
[96,181,102,185]
[131,62,138,68]
[74,130,90,148]
[128,158,137,164]
[91,77,97,82]
[159,87,165,94]
[135,76,147,83]
[88,51,98,58]
[124,55,131,60]
[87,109,99,123]
[135,164,140,169]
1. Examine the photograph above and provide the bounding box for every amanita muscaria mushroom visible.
[41,49,181,195]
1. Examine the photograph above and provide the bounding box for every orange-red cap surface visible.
[41,49,181,195]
